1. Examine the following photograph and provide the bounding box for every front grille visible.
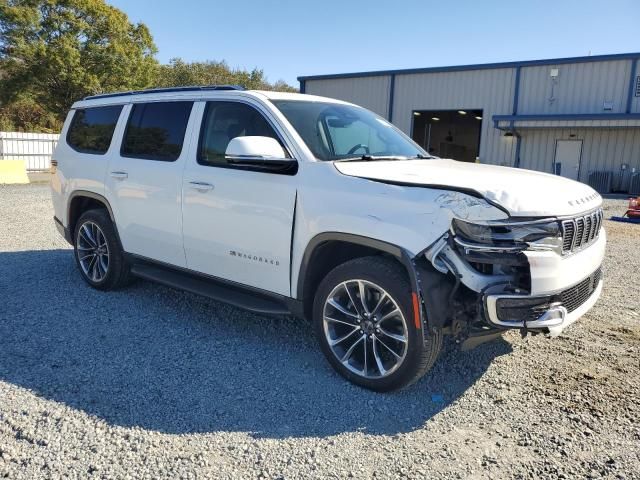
[494,267,602,323]
[559,267,602,313]
[562,222,575,251]
[561,208,603,254]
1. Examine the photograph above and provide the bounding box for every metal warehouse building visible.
[299,52,640,193]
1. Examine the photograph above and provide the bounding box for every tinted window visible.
[198,101,284,166]
[122,102,193,161]
[67,106,123,154]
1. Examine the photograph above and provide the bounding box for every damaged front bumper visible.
[485,267,603,336]
[422,225,606,338]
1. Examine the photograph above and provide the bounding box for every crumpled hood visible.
[334,159,602,217]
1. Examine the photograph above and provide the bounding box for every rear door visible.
[105,100,196,267]
[181,100,297,296]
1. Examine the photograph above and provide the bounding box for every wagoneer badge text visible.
[230,250,280,266]
[568,192,599,207]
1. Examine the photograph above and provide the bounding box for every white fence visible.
[0,132,60,171]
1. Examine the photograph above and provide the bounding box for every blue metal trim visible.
[299,80,306,94]
[84,85,246,101]
[297,52,640,82]
[512,66,521,115]
[514,135,522,168]
[388,74,396,122]
[493,113,640,125]
[626,58,639,113]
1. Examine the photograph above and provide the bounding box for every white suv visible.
[51,86,606,391]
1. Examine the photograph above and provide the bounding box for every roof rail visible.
[83,85,246,101]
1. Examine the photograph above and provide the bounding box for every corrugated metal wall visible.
[305,76,391,118]
[519,128,640,183]
[392,68,517,166]
[518,60,633,114]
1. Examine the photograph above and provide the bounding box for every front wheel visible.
[313,256,442,391]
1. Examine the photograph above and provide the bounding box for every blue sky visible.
[109,0,639,88]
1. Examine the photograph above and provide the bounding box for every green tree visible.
[156,58,297,92]
[0,0,158,121]
[0,96,61,132]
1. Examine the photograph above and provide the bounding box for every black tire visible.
[73,209,132,291]
[313,256,442,392]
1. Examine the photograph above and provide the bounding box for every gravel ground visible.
[0,184,639,479]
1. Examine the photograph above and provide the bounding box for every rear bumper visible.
[485,269,603,336]
[54,216,73,244]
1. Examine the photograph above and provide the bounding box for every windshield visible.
[271,100,430,161]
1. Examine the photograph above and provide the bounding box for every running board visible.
[129,262,291,316]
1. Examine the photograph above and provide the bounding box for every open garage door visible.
[411,109,482,162]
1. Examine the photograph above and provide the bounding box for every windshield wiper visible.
[335,153,437,162]
[335,155,411,162]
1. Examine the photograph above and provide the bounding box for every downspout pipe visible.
[511,67,522,168]
[491,66,523,168]
[513,124,522,169]
[495,120,522,168]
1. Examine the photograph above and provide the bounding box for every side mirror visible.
[225,136,291,165]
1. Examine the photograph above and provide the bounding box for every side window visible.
[121,102,193,161]
[198,101,286,167]
[66,105,123,154]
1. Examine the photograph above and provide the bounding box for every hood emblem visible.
[568,192,599,207]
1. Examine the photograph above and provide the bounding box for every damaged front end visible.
[415,216,576,349]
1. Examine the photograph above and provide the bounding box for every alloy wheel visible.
[322,279,408,379]
[76,221,110,283]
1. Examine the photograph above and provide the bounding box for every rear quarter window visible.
[66,105,123,155]
[121,102,193,161]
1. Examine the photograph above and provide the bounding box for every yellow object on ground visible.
[0,160,29,184]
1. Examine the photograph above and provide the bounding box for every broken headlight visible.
[452,218,561,250]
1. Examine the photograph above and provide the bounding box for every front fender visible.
[296,231,429,331]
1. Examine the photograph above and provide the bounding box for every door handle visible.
[110,171,128,180]
[189,181,214,192]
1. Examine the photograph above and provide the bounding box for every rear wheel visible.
[73,209,132,290]
[313,256,442,391]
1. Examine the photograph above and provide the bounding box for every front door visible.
[181,100,297,297]
[554,140,582,181]
[105,100,196,267]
